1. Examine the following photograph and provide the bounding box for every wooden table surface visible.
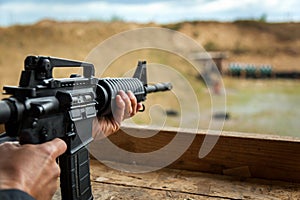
[53,159,300,200]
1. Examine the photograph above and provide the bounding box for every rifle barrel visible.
[145,82,172,94]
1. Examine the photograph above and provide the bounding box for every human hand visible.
[0,138,67,200]
[92,90,143,140]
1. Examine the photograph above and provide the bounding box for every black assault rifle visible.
[0,56,172,200]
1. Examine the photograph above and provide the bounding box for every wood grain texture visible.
[53,127,300,199]
[92,126,300,182]
[53,160,300,200]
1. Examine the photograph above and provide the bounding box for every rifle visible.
[0,56,172,200]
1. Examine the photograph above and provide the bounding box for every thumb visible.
[39,138,67,160]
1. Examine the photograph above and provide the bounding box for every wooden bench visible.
[54,127,300,199]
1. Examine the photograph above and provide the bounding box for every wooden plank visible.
[53,160,300,200]
[54,182,225,200]
[91,126,300,182]
[90,160,300,200]
[91,183,226,200]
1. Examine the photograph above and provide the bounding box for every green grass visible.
[222,78,300,137]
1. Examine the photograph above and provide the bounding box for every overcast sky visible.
[0,0,299,26]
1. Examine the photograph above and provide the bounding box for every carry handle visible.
[25,56,95,78]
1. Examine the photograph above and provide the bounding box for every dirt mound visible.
[0,20,299,86]
[164,21,300,70]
